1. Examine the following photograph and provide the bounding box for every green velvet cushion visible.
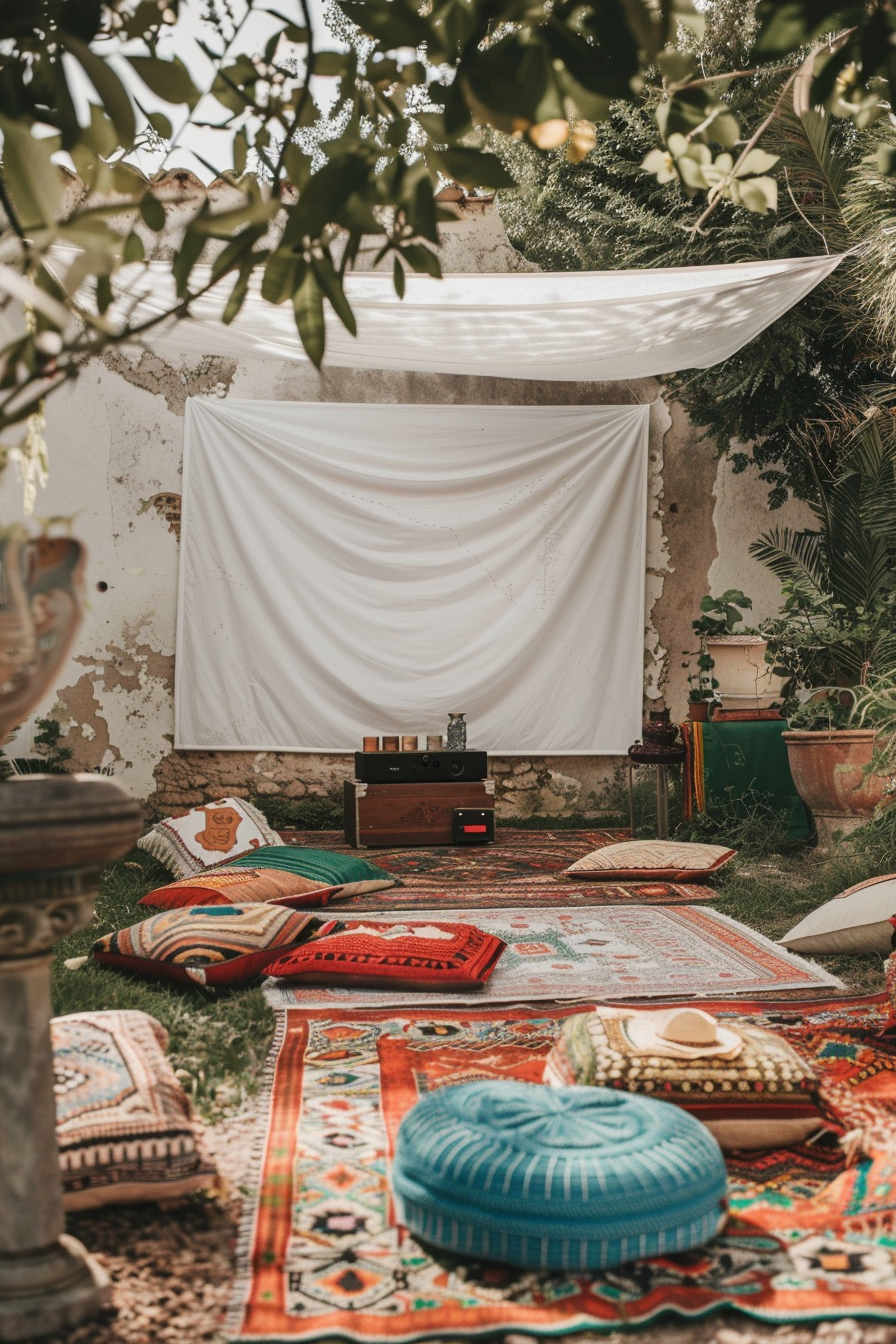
[226,845,396,896]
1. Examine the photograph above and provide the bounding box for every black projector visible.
[353,750,489,783]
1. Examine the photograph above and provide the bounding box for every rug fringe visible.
[223,1008,289,1342]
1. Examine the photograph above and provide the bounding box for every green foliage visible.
[751,397,896,714]
[675,787,798,855]
[247,791,344,831]
[693,590,753,637]
[32,715,73,772]
[497,2,896,506]
[51,847,275,1119]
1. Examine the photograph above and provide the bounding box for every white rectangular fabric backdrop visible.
[175,400,650,754]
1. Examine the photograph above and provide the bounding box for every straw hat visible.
[621,1008,743,1060]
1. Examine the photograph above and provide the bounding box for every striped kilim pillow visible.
[226,845,396,898]
[52,1009,218,1210]
[93,905,333,987]
[392,1080,728,1271]
[139,865,364,912]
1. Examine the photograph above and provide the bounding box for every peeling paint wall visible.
[0,195,810,816]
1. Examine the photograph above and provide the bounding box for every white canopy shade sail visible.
[108,250,844,382]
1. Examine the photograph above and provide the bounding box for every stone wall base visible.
[148,751,627,821]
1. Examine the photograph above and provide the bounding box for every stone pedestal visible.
[0,774,142,1341]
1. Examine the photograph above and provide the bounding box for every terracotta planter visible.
[688,702,709,722]
[705,635,784,709]
[783,728,893,819]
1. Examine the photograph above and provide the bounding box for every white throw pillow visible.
[779,875,896,955]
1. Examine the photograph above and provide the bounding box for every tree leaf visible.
[393,255,405,299]
[61,31,136,148]
[431,148,515,189]
[736,147,780,177]
[262,249,300,305]
[128,54,200,109]
[147,110,173,141]
[399,243,441,277]
[233,126,248,177]
[311,253,357,335]
[736,175,778,214]
[293,268,325,367]
[123,232,145,264]
[139,193,166,232]
[223,267,253,325]
[0,117,63,229]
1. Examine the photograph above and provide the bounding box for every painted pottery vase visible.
[0,529,86,741]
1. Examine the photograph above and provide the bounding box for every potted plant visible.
[749,400,896,839]
[690,589,783,709]
[681,653,717,721]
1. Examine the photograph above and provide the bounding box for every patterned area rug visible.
[263,907,842,1010]
[228,995,896,1341]
[279,830,714,909]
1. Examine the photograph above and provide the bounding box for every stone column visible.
[0,774,142,1342]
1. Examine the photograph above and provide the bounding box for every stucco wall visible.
[0,191,809,817]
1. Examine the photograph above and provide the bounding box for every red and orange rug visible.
[280,829,713,909]
[228,994,896,1341]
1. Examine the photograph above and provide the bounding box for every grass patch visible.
[51,848,275,1120]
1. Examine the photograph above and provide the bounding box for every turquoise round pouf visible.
[392,1080,727,1271]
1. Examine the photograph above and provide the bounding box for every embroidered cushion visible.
[225,845,396,898]
[137,797,281,877]
[780,874,896,955]
[564,840,735,881]
[392,1080,727,1271]
[92,905,333,987]
[138,865,363,912]
[52,1009,218,1210]
[543,1007,827,1150]
[265,920,505,991]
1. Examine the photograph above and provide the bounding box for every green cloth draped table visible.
[681,719,810,840]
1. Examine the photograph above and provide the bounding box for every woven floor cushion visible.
[138,798,281,877]
[543,1007,827,1150]
[139,865,367,912]
[392,1079,727,1271]
[265,920,506,990]
[52,1009,218,1210]
[93,905,333,987]
[564,840,735,881]
[226,845,396,898]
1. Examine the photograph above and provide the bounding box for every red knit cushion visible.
[265,920,506,991]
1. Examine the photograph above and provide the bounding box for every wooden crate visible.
[344,779,495,847]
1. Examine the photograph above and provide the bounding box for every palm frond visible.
[841,127,896,361]
[748,528,827,595]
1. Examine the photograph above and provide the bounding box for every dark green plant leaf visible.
[293,267,325,367]
[61,31,136,147]
[311,253,357,335]
[128,54,200,109]
[139,193,166,232]
[431,148,515,189]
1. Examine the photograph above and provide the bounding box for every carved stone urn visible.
[0,532,143,1339]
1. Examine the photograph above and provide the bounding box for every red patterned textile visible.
[265,920,505,991]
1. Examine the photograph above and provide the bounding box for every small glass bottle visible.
[446,712,467,750]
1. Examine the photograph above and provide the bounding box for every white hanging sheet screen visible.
[175,400,650,754]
